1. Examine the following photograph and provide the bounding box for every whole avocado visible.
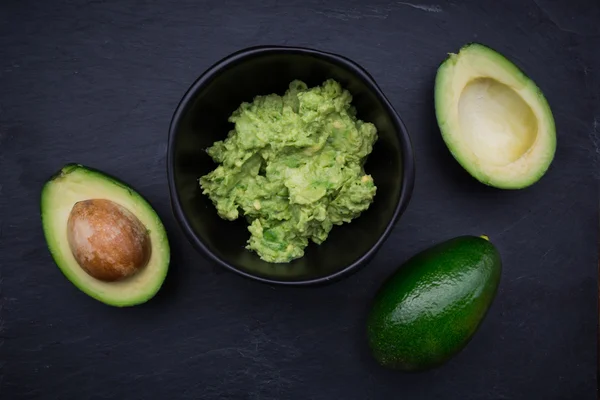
[366,235,502,371]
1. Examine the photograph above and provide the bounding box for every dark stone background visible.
[1,0,598,398]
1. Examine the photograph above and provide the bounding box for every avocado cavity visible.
[458,77,538,166]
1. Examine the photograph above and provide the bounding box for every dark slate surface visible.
[1,0,599,399]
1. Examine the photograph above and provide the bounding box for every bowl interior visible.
[170,48,410,283]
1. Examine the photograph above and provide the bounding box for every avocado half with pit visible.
[41,164,170,307]
[434,43,556,189]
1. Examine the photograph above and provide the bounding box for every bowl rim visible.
[167,45,415,286]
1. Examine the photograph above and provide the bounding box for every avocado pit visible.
[67,199,151,282]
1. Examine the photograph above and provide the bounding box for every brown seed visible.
[67,199,151,281]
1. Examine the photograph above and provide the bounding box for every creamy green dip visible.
[199,79,377,263]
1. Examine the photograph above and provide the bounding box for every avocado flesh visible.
[41,164,170,307]
[366,235,502,371]
[435,43,556,189]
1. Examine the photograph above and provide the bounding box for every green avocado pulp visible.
[199,79,378,263]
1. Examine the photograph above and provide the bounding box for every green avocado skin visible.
[366,236,502,371]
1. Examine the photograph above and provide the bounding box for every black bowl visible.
[167,45,415,286]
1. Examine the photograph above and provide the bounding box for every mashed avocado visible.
[199,79,377,263]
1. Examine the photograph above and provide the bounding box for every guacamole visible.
[199,79,378,263]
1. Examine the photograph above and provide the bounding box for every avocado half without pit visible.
[41,164,170,307]
[434,43,556,189]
